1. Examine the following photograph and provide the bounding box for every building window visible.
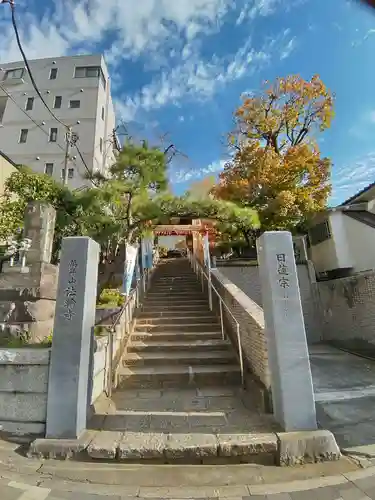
[61,168,74,180]
[75,66,98,78]
[54,96,62,109]
[44,163,54,176]
[101,106,104,120]
[49,68,58,80]
[49,128,58,142]
[74,66,106,88]
[69,100,80,109]
[4,68,24,80]
[19,129,28,143]
[99,138,103,153]
[309,220,331,246]
[25,97,34,111]
[100,71,106,90]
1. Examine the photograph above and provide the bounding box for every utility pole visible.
[62,127,72,186]
[63,127,78,186]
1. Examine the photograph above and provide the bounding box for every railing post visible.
[219,300,224,340]
[200,268,204,291]
[236,323,244,387]
[107,329,114,398]
[208,268,212,311]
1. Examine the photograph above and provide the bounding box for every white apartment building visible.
[0,54,118,189]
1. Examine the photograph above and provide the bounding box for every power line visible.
[74,143,100,188]
[2,0,117,187]
[0,82,67,154]
[9,1,68,130]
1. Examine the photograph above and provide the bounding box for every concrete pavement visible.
[310,344,375,449]
[2,460,375,499]
[0,435,372,500]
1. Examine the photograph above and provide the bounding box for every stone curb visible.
[27,429,341,467]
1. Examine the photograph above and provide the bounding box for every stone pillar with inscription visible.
[46,236,100,439]
[257,231,317,431]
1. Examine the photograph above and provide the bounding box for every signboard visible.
[122,244,138,295]
[203,232,210,270]
[144,237,153,269]
[140,238,146,271]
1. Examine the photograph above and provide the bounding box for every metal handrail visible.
[105,266,152,397]
[187,251,244,386]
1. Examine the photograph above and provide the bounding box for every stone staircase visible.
[87,258,279,464]
[117,258,241,389]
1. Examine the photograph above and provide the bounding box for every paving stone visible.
[0,484,23,500]
[56,490,122,499]
[164,432,218,459]
[277,430,341,466]
[214,484,250,496]
[217,433,277,457]
[358,487,375,499]
[87,431,122,459]
[118,432,167,460]
[266,494,292,500]
[138,485,217,498]
[354,476,375,494]
[149,413,190,431]
[188,413,228,429]
[338,485,372,500]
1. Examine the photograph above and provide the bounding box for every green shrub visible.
[97,288,125,307]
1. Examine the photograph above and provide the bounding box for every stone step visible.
[134,324,222,334]
[141,304,210,313]
[150,286,201,292]
[136,316,218,326]
[86,429,277,464]
[138,310,214,319]
[131,331,223,342]
[123,350,235,367]
[117,364,242,389]
[134,323,221,333]
[146,292,204,298]
[144,298,208,306]
[153,274,198,285]
[128,339,229,352]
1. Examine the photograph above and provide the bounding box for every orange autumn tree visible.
[212,75,334,232]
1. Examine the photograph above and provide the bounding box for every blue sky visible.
[1,0,375,205]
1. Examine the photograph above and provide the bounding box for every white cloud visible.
[172,159,226,183]
[280,37,296,60]
[332,152,375,204]
[0,0,298,123]
[115,29,296,122]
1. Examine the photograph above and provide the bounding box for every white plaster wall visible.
[329,212,353,269]
[344,215,375,272]
[0,55,116,189]
[217,264,322,344]
[0,348,50,436]
[310,212,354,273]
[309,237,338,274]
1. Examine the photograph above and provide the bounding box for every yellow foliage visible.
[212,75,334,230]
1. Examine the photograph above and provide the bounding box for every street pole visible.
[62,127,72,186]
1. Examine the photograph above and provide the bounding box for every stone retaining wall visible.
[217,262,321,344]
[210,269,271,410]
[0,348,50,437]
[316,271,375,345]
